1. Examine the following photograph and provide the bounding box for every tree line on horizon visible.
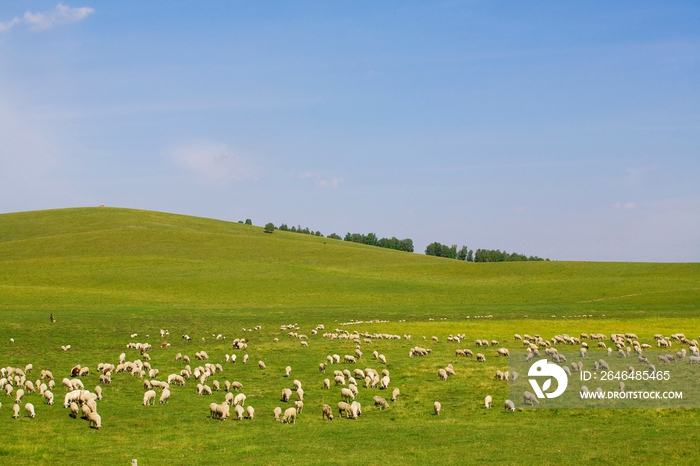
[254,220,545,260]
[425,241,548,262]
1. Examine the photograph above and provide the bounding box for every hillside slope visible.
[0,207,698,318]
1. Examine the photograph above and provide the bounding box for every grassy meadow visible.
[0,207,699,465]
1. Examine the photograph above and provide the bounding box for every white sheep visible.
[391,388,400,402]
[340,388,354,401]
[504,399,515,412]
[95,386,102,400]
[523,391,539,406]
[69,402,79,418]
[281,407,296,423]
[438,369,448,381]
[246,405,255,419]
[274,406,282,421]
[281,388,292,402]
[323,378,330,389]
[143,390,156,406]
[233,393,246,406]
[322,404,333,421]
[234,404,244,420]
[159,389,171,404]
[257,360,265,369]
[294,400,303,413]
[43,390,54,405]
[485,395,492,409]
[87,411,102,429]
[14,388,25,404]
[25,403,35,418]
[285,366,291,377]
[350,401,362,418]
[434,401,441,415]
[12,403,20,419]
[337,401,351,418]
[373,396,389,410]
[380,375,390,390]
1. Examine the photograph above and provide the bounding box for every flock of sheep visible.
[2,324,698,429]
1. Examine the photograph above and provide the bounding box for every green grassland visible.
[0,208,699,465]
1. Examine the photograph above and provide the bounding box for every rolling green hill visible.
[1,207,699,465]
[0,207,698,319]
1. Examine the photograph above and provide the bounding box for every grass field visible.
[0,208,699,465]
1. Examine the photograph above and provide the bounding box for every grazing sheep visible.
[234,404,244,421]
[497,348,510,357]
[323,378,331,389]
[25,403,35,418]
[281,388,292,402]
[285,366,292,377]
[274,406,282,421]
[337,401,352,418]
[281,407,296,424]
[246,405,255,419]
[523,391,539,406]
[293,380,302,390]
[258,360,266,370]
[294,400,303,413]
[12,403,20,419]
[5,384,12,397]
[391,388,400,402]
[340,388,355,401]
[40,370,54,380]
[14,388,25,404]
[504,400,515,412]
[143,390,156,406]
[373,396,389,410]
[43,390,54,405]
[94,386,102,400]
[232,381,243,391]
[296,388,304,401]
[438,369,448,381]
[322,404,334,420]
[69,402,79,418]
[87,411,102,429]
[476,353,486,362]
[334,375,346,386]
[484,395,492,409]
[378,354,387,364]
[319,363,327,373]
[433,401,441,415]
[233,393,246,406]
[159,389,171,404]
[350,401,362,418]
[377,375,389,390]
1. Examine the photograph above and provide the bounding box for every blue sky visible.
[1,1,698,261]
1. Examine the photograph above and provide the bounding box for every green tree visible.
[264,222,275,233]
[457,245,468,261]
[245,219,252,225]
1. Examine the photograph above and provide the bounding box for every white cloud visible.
[316,178,343,188]
[21,3,94,31]
[0,17,20,33]
[613,202,635,209]
[172,143,258,184]
[298,171,344,188]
